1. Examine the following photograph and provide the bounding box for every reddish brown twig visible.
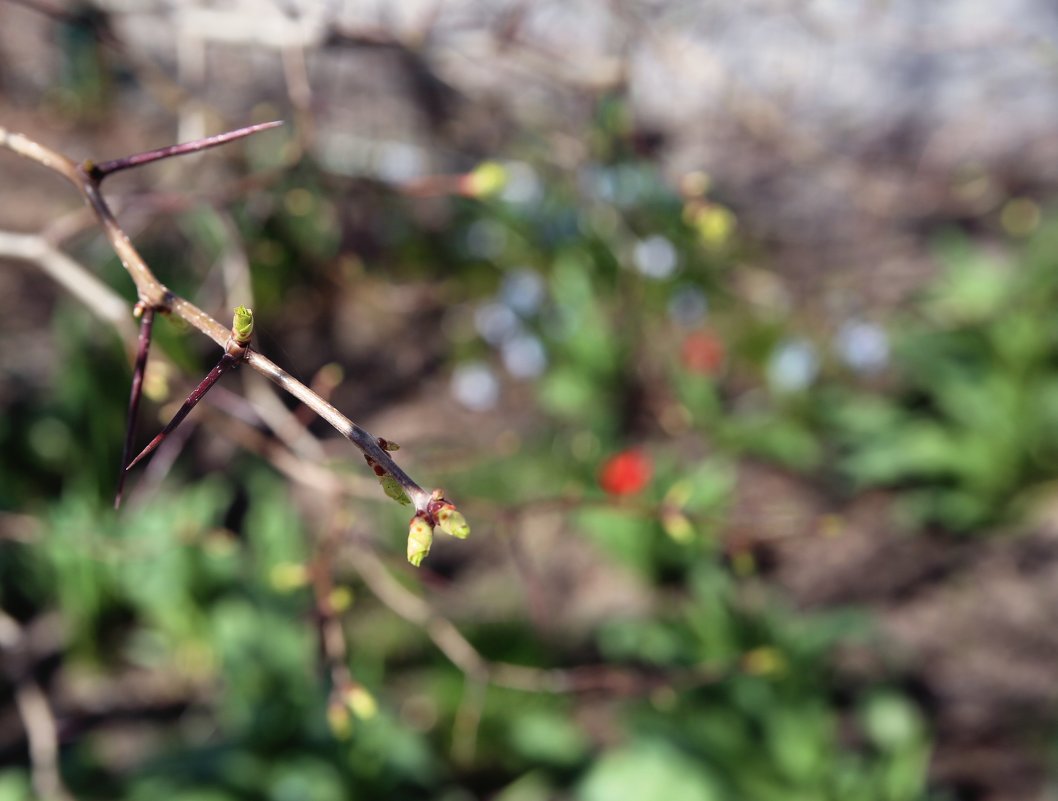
[86,120,283,180]
[115,304,155,508]
[124,352,240,474]
[125,306,251,477]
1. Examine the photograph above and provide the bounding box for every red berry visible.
[681,329,725,375]
[599,450,652,496]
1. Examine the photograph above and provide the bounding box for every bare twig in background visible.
[200,207,328,464]
[0,230,136,348]
[308,506,383,734]
[344,544,726,696]
[451,674,487,765]
[0,610,74,801]
[12,682,72,801]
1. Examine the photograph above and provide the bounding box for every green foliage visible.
[0,771,31,801]
[578,740,721,801]
[833,222,1058,529]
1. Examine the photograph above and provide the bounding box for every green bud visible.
[327,698,352,739]
[345,685,378,720]
[232,305,254,343]
[436,504,470,539]
[407,515,433,567]
[269,561,310,592]
[690,204,736,248]
[463,161,506,198]
[380,473,412,506]
[661,510,694,544]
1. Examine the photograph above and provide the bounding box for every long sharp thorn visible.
[124,354,239,474]
[88,121,284,180]
[115,307,155,509]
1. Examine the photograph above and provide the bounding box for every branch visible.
[0,610,75,801]
[0,123,448,519]
[344,545,728,695]
[0,230,136,347]
[86,120,283,179]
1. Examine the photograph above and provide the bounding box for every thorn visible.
[115,307,155,509]
[124,353,239,474]
[90,121,284,180]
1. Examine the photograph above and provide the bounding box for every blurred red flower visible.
[599,450,652,496]
[681,329,725,375]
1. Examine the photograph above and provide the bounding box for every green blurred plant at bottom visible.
[11,472,445,800]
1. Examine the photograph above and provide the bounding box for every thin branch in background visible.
[243,372,328,464]
[40,206,98,246]
[0,231,136,348]
[202,399,380,499]
[0,611,74,801]
[132,412,199,509]
[293,362,344,427]
[345,546,488,678]
[203,207,328,464]
[451,675,487,766]
[12,681,73,801]
[500,518,552,637]
[343,543,727,696]
[311,507,379,735]
[281,44,316,152]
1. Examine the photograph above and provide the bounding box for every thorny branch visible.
[0,122,448,517]
[0,119,734,763]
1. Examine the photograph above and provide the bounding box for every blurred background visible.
[1,1,1057,799]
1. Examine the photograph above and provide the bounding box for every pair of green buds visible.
[363,442,470,566]
[116,306,254,506]
[406,491,470,567]
[366,444,470,565]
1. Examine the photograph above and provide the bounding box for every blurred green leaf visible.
[578,741,720,801]
[507,709,590,767]
[0,772,31,801]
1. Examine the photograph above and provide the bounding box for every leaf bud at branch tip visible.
[424,491,470,541]
[407,514,433,567]
[232,305,254,344]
